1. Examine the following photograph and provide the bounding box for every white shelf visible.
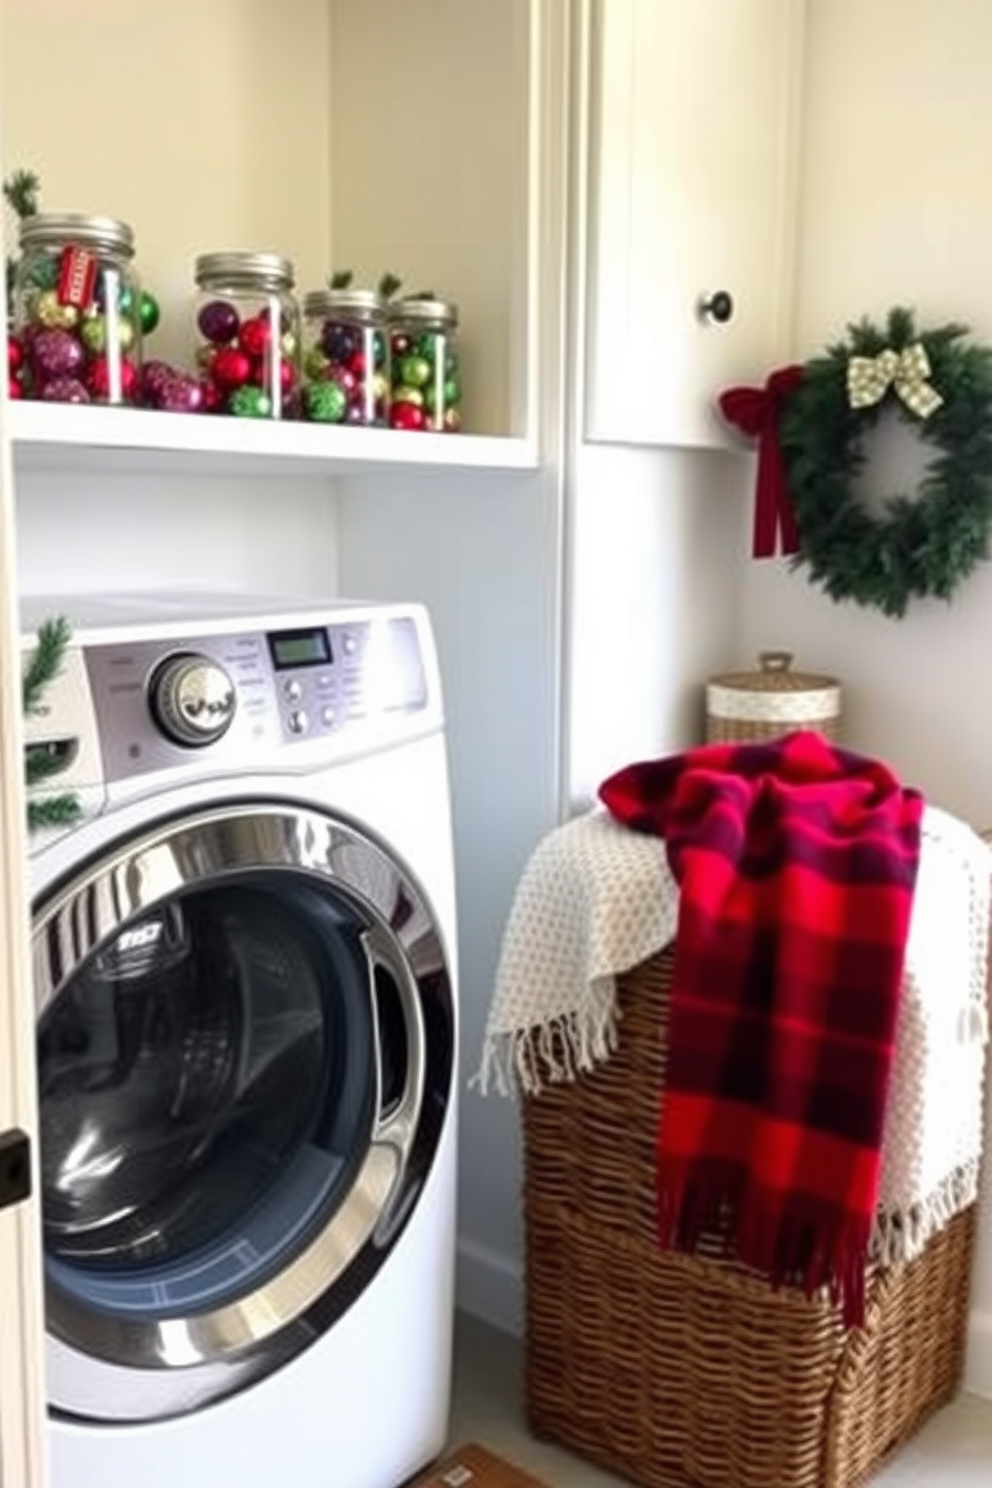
[10,402,539,481]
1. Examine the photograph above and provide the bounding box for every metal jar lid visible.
[391,296,459,329]
[19,212,136,259]
[195,252,295,293]
[303,288,387,322]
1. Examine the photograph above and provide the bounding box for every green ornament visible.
[28,259,58,292]
[229,385,272,419]
[399,355,431,389]
[80,316,108,355]
[118,286,135,315]
[139,291,160,335]
[304,347,330,380]
[304,381,347,423]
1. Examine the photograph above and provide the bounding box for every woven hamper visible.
[522,947,976,1488]
[706,650,842,743]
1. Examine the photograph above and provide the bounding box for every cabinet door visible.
[0,348,48,1483]
[584,0,805,450]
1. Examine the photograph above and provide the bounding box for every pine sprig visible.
[28,795,83,833]
[327,269,409,300]
[3,169,40,220]
[4,167,40,318]
[22,616,83,833]
[23,616,71,716]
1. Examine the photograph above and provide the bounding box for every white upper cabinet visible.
[583,0,806,451]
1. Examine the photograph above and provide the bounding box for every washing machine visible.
[21,591,458,1488]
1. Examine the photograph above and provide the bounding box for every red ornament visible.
[238,316,271,360]
[8,336,25,375]
[349,350,367,378]
[333,367,358,395]
[87,356,139,402]
[279,358,296,394]
[199,379,226,414]
[211,347,253,390]
[390,401,425,432]
[8,376,23,400]
[391,333,411,358]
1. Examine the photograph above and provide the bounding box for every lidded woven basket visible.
[706,650,842,743]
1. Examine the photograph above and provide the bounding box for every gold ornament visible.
[846,342,943,419]
[36,289,78,330]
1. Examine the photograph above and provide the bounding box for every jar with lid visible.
[14,212,142,406]
[301,289,390,426]
[388,297,462,432]
[194,252,301,419]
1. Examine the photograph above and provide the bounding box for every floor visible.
[449,1313,992,1486]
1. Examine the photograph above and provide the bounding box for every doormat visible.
[409,1442,553,1488]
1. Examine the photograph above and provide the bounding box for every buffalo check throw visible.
[599,731,924,1327]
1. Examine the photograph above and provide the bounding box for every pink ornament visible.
[32,329,84,380]
[41,377,90,404]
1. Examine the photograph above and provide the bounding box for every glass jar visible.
[389,298,462,432]
[301,289,390,427]
[194,252,301,419]
[15,212,142,406]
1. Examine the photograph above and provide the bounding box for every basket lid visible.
[709,651,839,696]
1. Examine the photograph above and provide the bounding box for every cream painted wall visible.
[327,0,531,438]
[741,0,992,1396]
[0,0,333,369]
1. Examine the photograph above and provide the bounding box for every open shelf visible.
[10,402,539,482]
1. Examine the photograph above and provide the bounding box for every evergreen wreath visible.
[778,307,992,618]
[23,617,82,833]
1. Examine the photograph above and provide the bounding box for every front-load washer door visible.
[32,802,455,1424]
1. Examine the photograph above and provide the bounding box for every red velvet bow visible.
[719,366,804,559]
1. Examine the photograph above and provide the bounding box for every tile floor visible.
[449,1313,992,1486]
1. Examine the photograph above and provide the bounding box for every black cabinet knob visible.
[698,290,734,325]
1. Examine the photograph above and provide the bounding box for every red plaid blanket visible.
[599,731,923,1326]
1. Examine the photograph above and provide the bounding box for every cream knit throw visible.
[476,805,991,1266]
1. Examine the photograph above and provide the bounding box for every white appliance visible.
[21,592,458,1488]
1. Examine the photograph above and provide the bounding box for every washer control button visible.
[284,680,302,703]
[342,633,357,656]
[288,709,308,735]
[322,706,335,727]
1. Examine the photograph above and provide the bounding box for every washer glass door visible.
[32,804,454,1422]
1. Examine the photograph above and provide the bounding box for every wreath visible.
[720,307,992,618]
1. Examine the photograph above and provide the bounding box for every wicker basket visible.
[706,651,842,743]
[523,948,975,1488]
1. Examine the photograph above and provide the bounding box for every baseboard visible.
[455,1236,523,1337]
[966,1308,992,1399]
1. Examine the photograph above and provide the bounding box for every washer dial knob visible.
[150,653,237,747]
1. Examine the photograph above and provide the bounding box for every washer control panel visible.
[83,612,429,781]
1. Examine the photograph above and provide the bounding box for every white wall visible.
[566,443,749,808]
[336,469,563,1332]
[741,0,992,1395]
